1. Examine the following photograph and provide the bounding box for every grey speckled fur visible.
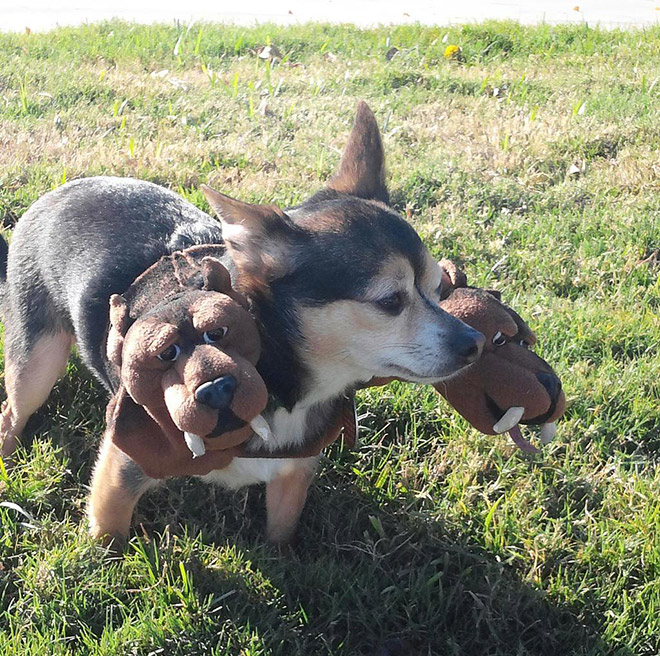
[2,177,224,391]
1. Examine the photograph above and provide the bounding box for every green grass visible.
[1,19,660,655]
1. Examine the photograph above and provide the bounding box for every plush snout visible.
[161,345,267,448]
[116,289,267,455]
[436,349,565,435]
[195,375,238,410]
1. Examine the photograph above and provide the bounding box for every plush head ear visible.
[200,256,249,309]
[202,185,298,291]
[438,259,468,299]
[107,294,130,366]
[327,101,389,204]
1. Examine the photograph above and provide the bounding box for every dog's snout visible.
[194,375,238,410]
[449,328,485,364]
[537,371,562,402]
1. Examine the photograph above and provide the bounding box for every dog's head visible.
[202,102,485,404]
[434,260,566,451]
[105,256,268,477]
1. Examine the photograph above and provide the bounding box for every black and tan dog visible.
[0,103,486,544]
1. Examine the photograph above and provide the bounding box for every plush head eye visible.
[519,339,530,349]
[203,327,228,344]
[375,292,404,315]
[157,343,181,362]
[492,331,507,347]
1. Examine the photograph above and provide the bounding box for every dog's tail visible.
[0,234,8,300]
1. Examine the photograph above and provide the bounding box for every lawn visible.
[0,19,659,656]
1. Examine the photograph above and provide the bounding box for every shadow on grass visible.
[123,463,628,656]
[8,364,634,656]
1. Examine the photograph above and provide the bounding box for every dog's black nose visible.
[195,375,237,410]
[450,329,485,364]
[537,371,562,402]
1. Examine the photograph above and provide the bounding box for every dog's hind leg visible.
[87,433,158,547]
[1,330,74,459]
[266,458,318,545]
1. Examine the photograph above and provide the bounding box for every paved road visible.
[2,0,659,33]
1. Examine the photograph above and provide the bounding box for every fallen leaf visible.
[526,172,552,186]
[256,45,283,61]
[257,99,273,116]
[636,249,660,266]
[385,47,399,61]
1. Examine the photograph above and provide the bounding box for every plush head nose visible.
[537,371,562,403]
[194,375,237,410]
[449,328,485,364]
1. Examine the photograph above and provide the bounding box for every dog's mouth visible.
[383,362,469,385]
[485,395,557,454]
[182,411,273,458]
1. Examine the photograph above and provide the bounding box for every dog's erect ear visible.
[200,256,250,309]
[202,185,297,290]
[327,101,389,204]
[107,294,130,365]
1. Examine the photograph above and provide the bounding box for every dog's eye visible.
[157,343,181,362]
[203,327,228,344]
[519,339,530,349]
[376,292,404,315]
[492,331,507,347]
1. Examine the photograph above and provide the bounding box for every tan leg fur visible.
[88,433,157,544]
[266,459,318,544]
[1,332,73,460]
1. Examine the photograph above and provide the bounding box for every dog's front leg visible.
[265,458,318,544]
[87,432,158,547]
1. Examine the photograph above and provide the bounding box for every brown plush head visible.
[105,247,268,478]
[434,260,566,452]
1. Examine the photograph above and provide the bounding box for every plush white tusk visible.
[250,415,273,442]
[184,432,206,458]
[539,422,557,444]
[493,406,525,434]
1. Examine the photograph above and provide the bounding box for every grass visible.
[1,18,659,656]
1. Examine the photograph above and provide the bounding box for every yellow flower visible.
[444,44,462,60]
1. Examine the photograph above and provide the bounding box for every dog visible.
[0,102,484,544]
